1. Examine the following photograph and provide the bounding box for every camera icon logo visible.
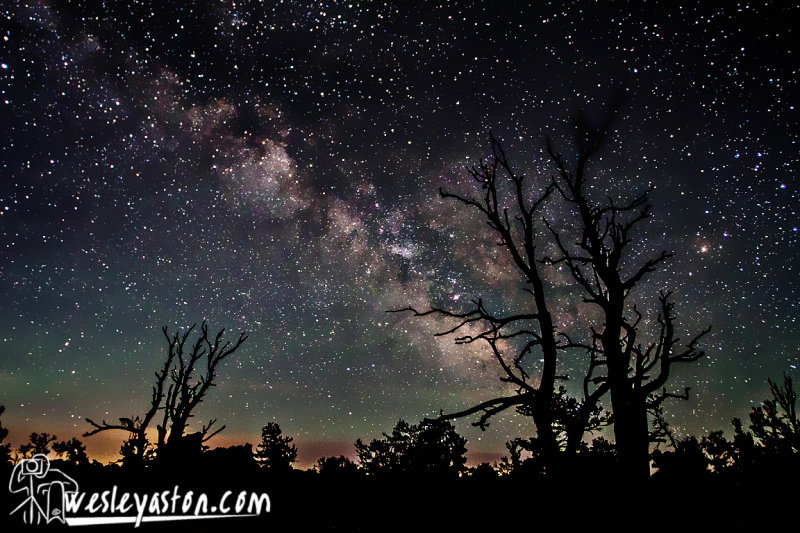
[9,454,79,525]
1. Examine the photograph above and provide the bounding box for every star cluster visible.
[1,1,798,466]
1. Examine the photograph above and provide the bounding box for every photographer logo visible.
[7,456,270,527]
[9,454,78,525]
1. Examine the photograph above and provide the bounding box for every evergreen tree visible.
[255,422,297,471]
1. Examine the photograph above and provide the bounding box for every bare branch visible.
[438,393,534,430]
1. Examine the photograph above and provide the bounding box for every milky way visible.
[1,2,798,466]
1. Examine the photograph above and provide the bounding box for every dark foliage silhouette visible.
[255,422,297,471]
[18,432,57,458]
[0,405,11,465]
[651,373,799,482]
[516,385,611,458]
[699,430,735,474]
[83,321,248,466]
[52,437,90,466]
[651,436,708,479]
[202,443,258,471]
[747,373,799,455]
[727,373,800,476]
[315,455,359,477]
[500,432,617,480]
[356,418,466,477]
[2,374,798,529]
[468,462,499,480]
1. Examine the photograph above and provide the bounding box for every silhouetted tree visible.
[255,422,297,471]
[356,419,413,475]
[699,430,734,474]
[84,321,248,466]
[392,133,602,470]
[52,437,89,466]
[468,462,499,480]
[356,418,466,477]
[648,394,678,448]
[516,385,611,457]
[589,436,616,455]
[316,455,359,477]
[18,432,57,458]
[726,373,800,477]
[118,435,155,467]
[748,373,799,455]
[651,435,709,479]
[497,436,526,474]
[0,405,11,465]
[729,417,759,475]
[544,105,711,481]
[409,418,468,476]
[562,436,618,481]
[501,436,547,476]
[202,443,258,472]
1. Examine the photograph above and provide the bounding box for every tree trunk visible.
[532,298,560,471]
[610,390,651,482]
[604,291,650,482]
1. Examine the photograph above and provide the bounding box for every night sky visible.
[1,1,798,467]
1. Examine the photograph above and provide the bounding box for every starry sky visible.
[1,1,798,467]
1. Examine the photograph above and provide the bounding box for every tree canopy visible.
[356,418,467,477]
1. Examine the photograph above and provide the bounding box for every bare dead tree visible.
[84,327,180,465]
[544,106,711,481]
[85,321,248,465]
[392,133,601,467]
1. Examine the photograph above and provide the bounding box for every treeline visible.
[1,375,797,530]
[1,373,798,482]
